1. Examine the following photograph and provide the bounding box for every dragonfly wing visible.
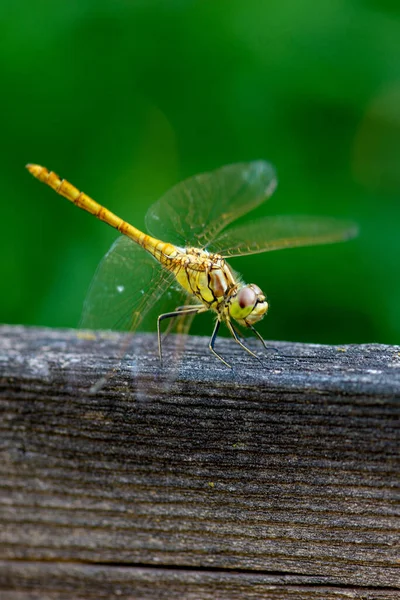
[145,161,277,248]
[208,216,358,258]
[80,236,176,332]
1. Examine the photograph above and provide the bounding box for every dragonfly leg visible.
[209,319,232,368]
[249,324,279,353]
[249,324,267,350]
[230,322,245,344]
[157,306,203,365]
[162,304,203,339]
[226,319,261,363]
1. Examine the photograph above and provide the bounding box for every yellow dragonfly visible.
[26,161,357,367]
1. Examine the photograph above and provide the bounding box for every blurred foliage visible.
[0,0,399,345]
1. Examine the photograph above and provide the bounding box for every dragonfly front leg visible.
[249,324,268,350]
[157,305,204,365]
[249,324,279,354]
[226,319,261,363]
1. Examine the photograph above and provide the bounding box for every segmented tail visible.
[26,164,175,262]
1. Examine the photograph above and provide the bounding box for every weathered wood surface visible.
[0,325,399,599]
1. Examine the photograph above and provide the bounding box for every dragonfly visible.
[26,161,357,367]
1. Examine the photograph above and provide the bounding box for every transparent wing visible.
[208,216,358,258]
[145,161,277,248]
[80,236,176,332]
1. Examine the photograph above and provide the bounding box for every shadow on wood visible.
[1,325,399,598]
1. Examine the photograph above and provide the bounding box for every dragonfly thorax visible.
[171,247,268,327]
[172,247,236,308]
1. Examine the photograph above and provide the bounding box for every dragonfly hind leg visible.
[161,304,203,340]
[157,305,204,365]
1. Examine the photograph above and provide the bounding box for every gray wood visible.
[0,325,399,598]
[1,561,399,600]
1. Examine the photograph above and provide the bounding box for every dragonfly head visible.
[229,284,268,326]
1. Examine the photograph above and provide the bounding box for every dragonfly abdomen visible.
[26,164,175,259]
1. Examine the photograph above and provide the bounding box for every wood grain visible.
[1,325,399,598]
[1,561,400,599]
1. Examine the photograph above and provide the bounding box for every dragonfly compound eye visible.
[238,286,257,309]
[228,284,269,326]
[230,285,265,324]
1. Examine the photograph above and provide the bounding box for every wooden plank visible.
[0,325,399,595]
[1,561,399,600]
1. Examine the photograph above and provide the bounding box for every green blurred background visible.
[1,0,399,345]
